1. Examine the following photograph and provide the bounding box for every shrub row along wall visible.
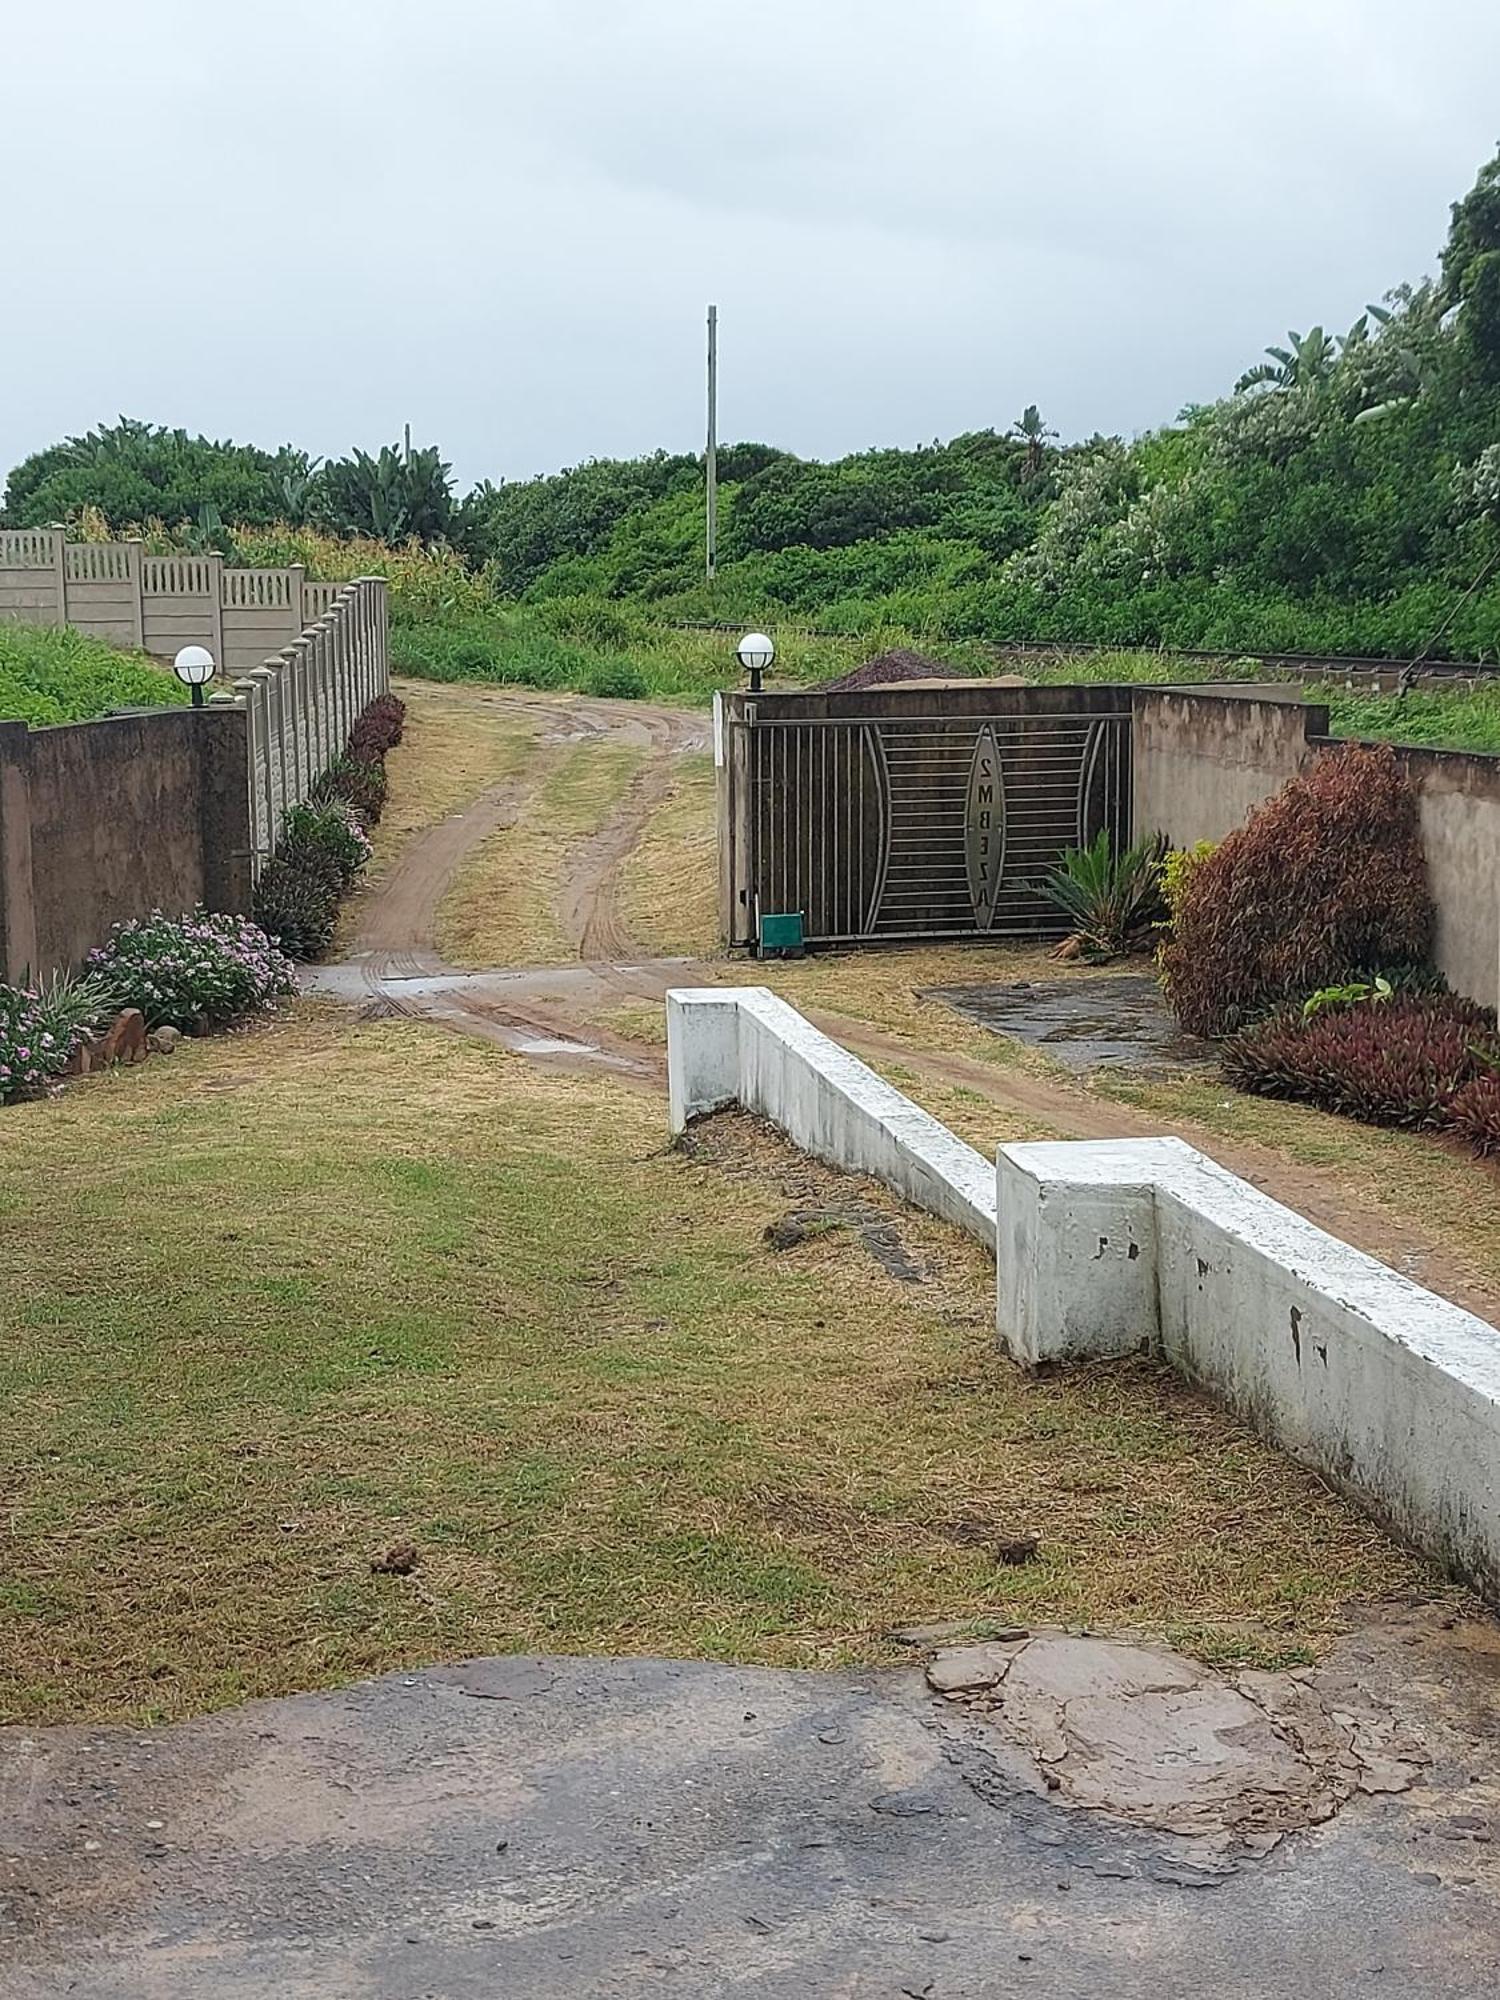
[0,572,388,975]
[1131,685,1500,1012]
[1,528,339,677]
[665,988,1500,1599]
[0,708,251,981]
[221,575,389,879]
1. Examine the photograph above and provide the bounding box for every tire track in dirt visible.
[559,708,709,962]
[331,690,705,1080]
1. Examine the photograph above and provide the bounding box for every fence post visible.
[287,564,306,650]
[0,722,39,982]
[208,553,226,672]
[246,668,283,846]
[232,676,269,878]
[335,602,351,748]
[49,526,67,628]
[126,539,145,649]
[279,644,306,805]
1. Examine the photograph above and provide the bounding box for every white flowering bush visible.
[88,910,297,1033]
[1453,442,1500,522]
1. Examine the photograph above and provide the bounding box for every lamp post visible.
[173,644,216,709]
[736,630,775,694]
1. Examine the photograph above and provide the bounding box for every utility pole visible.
[705,304,718,583]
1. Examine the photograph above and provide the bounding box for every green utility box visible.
[757,910,805,958]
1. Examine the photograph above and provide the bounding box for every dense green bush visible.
[280,799,372,890]
[252,852,341,962]
[1160,744,1433,1039]
[0,624,184,726]
[316,753,388,823]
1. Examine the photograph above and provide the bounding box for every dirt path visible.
[317,681,1500,1317]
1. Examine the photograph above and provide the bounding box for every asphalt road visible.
[4,1626,1498,1999]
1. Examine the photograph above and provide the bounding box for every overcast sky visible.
[3,1,1497,493]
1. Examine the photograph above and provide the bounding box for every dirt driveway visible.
[313,679,1500,1320]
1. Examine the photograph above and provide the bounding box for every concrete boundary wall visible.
[665,986,996,1242]
[998,1136,1500,1596]
[0,528,346,670]
[1129,684,1500,1011]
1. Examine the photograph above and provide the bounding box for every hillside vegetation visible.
[4,148,1499,735]
[0,624,182,726]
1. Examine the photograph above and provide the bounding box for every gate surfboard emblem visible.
[965,726,1005,930]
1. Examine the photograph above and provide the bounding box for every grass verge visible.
[0,1003,1440,1727]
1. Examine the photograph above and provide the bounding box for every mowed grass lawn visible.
[0,1004,1434,1727]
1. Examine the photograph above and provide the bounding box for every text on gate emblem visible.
[964,725,1006,930]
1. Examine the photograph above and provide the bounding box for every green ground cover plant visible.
[0,623,182,726]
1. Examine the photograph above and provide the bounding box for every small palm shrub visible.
[1160,743,1432,1039]
[88,911,296,1032]
[1037,828,1167,960]
[1222,991,1500,1129]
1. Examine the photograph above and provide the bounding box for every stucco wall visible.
[1382,742,1500,1020]
[998,1136,1500,1598]
[0,708,251,979]
[1133,687,1500,1011]
[1131,685,1327,847]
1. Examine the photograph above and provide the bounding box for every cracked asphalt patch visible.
[4,1605,1499,1998]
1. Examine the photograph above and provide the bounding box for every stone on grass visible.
[148,1026,183,1055]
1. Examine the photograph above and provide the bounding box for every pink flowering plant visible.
[88,910,297,1033]
[0,983,68,1102]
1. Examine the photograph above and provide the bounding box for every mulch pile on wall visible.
[818,649,956,692]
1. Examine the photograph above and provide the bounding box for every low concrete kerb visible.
[665,987,1500,1601]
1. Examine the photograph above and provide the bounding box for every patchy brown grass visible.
[621,751,720,957]
[0,1004,1440,1729]
[437,737,645,967]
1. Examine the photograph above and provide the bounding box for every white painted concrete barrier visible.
[667,987,1500,1595]
[999,1138,1500,1596]
[666,987,995,1243]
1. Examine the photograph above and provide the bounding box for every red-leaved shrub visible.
[1222,993,1500,1129]
[348,692,406,764]
[1160,743,1432,1039]
[1450,1073,1500,1156]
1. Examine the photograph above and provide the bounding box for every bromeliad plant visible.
[1037,828,1168,961]
[1222,991,1500,1130]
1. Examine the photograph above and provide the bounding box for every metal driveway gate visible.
[717,684,1133,947]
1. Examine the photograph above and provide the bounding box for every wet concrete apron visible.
[4,1605,1499,1998]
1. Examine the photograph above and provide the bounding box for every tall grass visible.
[0,625,183,726]
[390,602,884,705]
